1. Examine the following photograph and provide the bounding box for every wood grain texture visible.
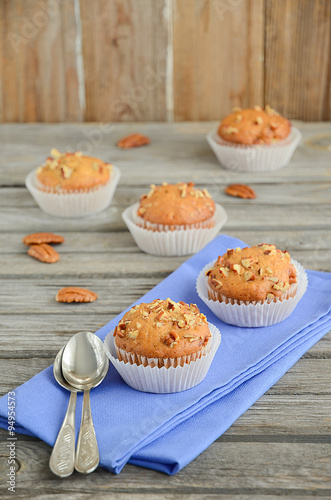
[1,439,331,497]
[80,0,168,122]
[1,1,331,122]
[0,0,82,122]
[173,0,265,120]
[0,122,331,497]
[1,121,331,187]
[265,0,331,121]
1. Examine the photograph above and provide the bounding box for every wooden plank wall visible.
[0,0,330,123]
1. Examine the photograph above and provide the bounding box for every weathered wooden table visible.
[1,122,331,498]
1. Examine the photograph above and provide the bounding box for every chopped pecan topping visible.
[137,207,146,216]
[241,258,255,269]
[219,267,230,278]
[244,271,256,281]
[163,331,179,346]
[232,264,243,275]
[211,279,223,289]
[51,148,62,158]
[179,183,187,198]
[114,327,125,338]
[61,165,73,179]
[167,299,176,310]
[223,126,239,134]
[202,188,211,198]
[156,310,165,321]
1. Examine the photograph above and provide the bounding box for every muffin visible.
[26,149,120,218]
[207,105,302,172]
[196,244,308,327]
[218,106,291,146]
[114,298,212,367]
[137,182,215,228]
[206,244,297,304]
[122,182,227,256]
[104,298,221,393]
[36,149,112,192]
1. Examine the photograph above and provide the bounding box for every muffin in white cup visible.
[207,105,301,172]
[26,148,120,217]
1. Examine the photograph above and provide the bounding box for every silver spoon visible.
[62,331,109,474]
[49,346,80,478]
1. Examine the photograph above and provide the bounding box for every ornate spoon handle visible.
[49,391,77,477]
[75,389,99,474]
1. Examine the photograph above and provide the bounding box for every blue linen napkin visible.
[0,235,331,475]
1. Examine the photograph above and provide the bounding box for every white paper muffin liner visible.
[122,202,228,256]
[206,127,302,172]
[25,165,120,218]
[103,323,221,393]
[196,259,308,327]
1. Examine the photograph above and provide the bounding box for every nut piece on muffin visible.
[137,182,215,228]
[36,148,112,192]
[113,298,212,367]
[206,244,297,303]
[218,106,291,146]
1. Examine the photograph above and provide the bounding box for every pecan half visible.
[55,287,98,303]
[225,184,256,199]
[117,133,150,149]
[28,244,60,263]
[23,232,64,246]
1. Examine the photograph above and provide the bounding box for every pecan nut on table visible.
[225,184,257,199]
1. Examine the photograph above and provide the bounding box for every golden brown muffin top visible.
[206,244,297,302]
[218,106,291,145]
[36,149,112,192]
[137,182,215,226]
[113,298,211,359]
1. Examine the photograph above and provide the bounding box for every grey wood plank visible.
[1,229,331,255]
[1,203,331,235]
[2,179,331,209]
[0,437,330,496]
[0,247,330,281]
[1,355,331,402]
[1,122,331,185]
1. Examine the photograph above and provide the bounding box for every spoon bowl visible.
[53,347,80,393]
[62,331,109,390]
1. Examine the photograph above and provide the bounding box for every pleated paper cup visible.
[25,165,120,218]
[196,259,308,327]
[206,127,302,172]
[103,323,221,393]
[122,202,228,256]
